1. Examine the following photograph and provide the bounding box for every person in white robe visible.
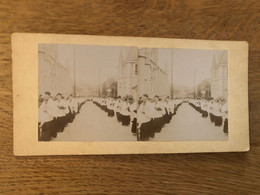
[130,99,138,134]
[201,99,209,118]
[212,100,222,126]
[164,96,173,124]
[137,94,154,141]
[107,98,115,117]
[67,94,78,123]
[38,92,56,141]
[54,93,68,132]
[120,98,131,126]
[207,99,215,123]
[114,96,122,123]
[152,95,164,133]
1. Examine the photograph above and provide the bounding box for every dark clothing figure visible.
[116,112,122,122]
[122,115,130,126]
[107,109,114,117]
[41,120,54,141]
[153,117,163,133]
[223,119,228,133]
[214,116,223,127]
[139,120,152,141]
[131,118,137,133]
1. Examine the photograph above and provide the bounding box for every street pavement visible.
[153,102,228,141]
[53,101,136,142]
[52,102,228,142]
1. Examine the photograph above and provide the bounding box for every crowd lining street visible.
[38,92,228,142]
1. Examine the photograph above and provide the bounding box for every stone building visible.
[210,50,228,99]
[38,44,73,97]
[117,47,170,99]
[117,47,139,99]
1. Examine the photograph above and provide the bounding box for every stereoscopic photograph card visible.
[12,33,249,156]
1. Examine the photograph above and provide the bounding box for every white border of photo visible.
[12,33,249,156]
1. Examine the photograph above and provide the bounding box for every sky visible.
[55,44,215,89]
[56,44,121,87]
[158,48,214,88]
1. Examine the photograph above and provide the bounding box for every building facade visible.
[38,44,73,97]
[117,47,139,99]
[117,47,170,99]
[210,50,228,99]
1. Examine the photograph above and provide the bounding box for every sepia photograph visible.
[38,44,228,142]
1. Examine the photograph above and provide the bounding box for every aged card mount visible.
[12,33,249,156]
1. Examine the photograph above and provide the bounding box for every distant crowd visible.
[188,98,228,133]
[38,92,86,141]
[92,95,228,141]
[93,95,183,141]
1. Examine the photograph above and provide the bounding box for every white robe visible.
[38,99,56,124]
[130,102,138,120]
[207,101,214,113]
[152,101,164,118]
[212,102,221,116]
[221,103,228,119]
[137,101,154,124]
[67,99,78,113]
[120,102,130,116]
[201,101,208,111]
[114,100,122,112]
[55,99,68,117]
[164,101,173,114]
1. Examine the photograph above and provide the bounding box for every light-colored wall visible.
[118,48,170,100]
[118,61,138,99]
[38,44,73,97]
[210,53,228,99]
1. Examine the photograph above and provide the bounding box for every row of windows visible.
[121,63,167,77]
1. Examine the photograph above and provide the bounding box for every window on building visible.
[135,64,138,75]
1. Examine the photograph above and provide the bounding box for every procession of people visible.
[38,91,228,142]
[92,94,184,141]
[38,92,86,141]
[92,95,228,141]
[188,98,228,134]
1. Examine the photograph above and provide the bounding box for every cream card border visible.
[12,33,249,156]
